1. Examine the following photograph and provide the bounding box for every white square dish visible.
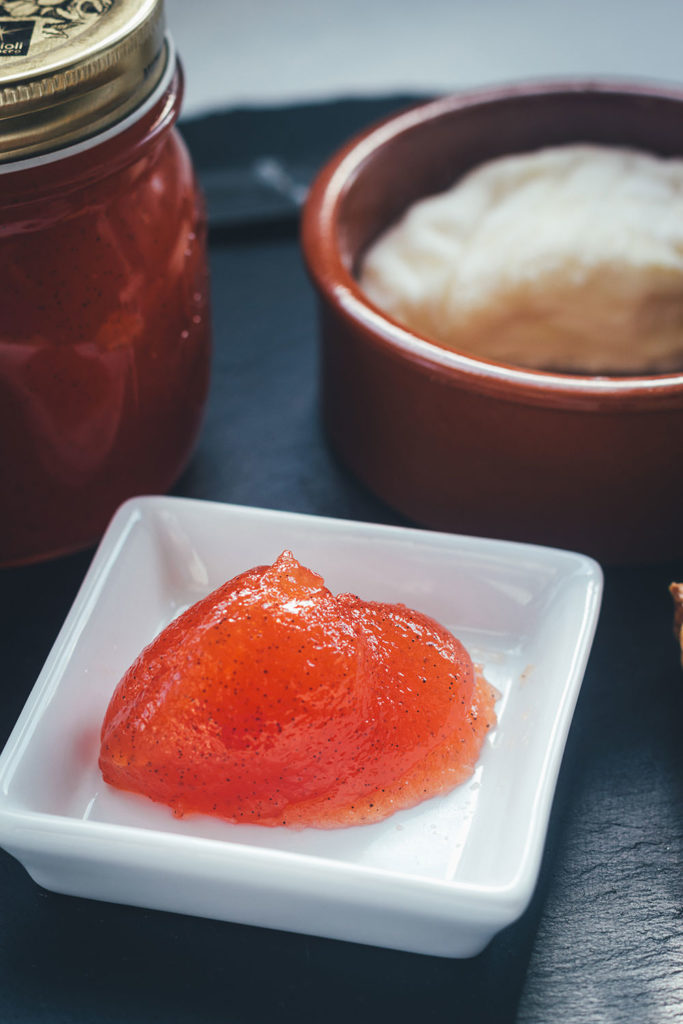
[0,496,602,957]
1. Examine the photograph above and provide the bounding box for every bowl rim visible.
[301,78,683,411]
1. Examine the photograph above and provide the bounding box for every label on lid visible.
[0,1,113,59]
[0,0,167,161]
[0,19,35,56]
[0,0,160,81]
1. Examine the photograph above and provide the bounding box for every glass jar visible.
[0,0,211,565]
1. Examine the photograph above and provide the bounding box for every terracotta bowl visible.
[301,81,683,564]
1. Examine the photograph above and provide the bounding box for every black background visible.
[0,100,681,1023]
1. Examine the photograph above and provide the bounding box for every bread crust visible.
[670,583,683,667]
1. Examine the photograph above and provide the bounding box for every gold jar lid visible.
[0,0,167,162]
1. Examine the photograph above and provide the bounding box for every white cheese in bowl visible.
[359,144,683,375]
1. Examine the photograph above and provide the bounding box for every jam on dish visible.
[100,551,497,829]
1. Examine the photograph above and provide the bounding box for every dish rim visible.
[0,496,603,948]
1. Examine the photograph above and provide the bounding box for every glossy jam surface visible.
[0,70,210,565]
[99,551,497,829]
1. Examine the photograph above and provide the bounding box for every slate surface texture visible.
[0,99,681,1024]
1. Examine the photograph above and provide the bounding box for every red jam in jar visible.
[0,1,210,565]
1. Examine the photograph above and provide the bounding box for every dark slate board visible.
[0,98,681,1024]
